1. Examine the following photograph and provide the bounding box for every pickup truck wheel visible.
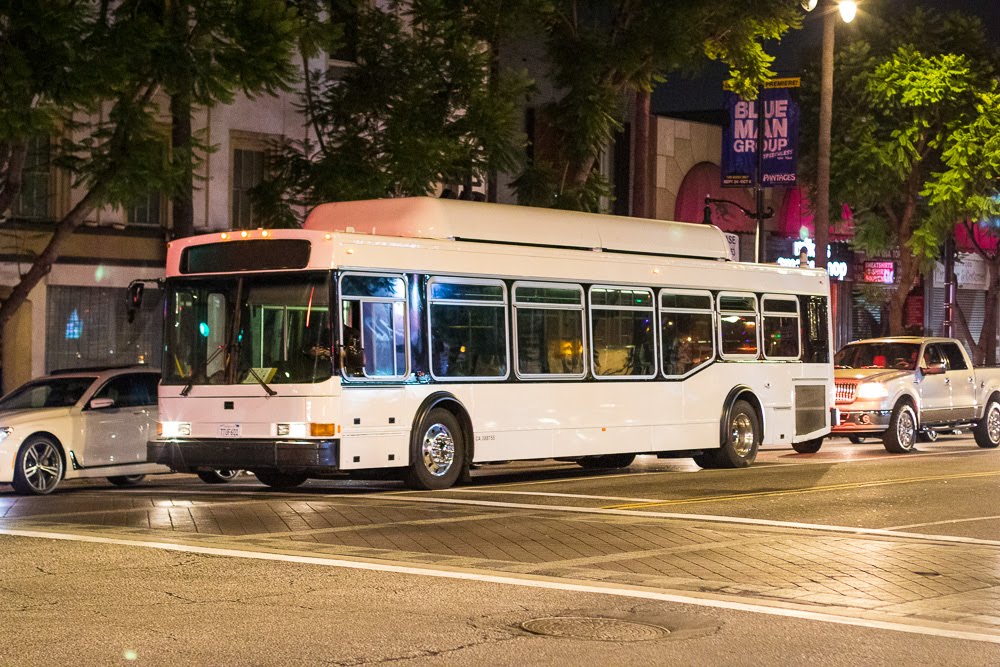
[882,403,918,453]
[792,438,823,454]
[847,436,865,444]
[973,399,1000,449]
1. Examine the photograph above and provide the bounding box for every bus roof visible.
[303,197,732,262]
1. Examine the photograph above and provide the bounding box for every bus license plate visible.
[218,424,241,438]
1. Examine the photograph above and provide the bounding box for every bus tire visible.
[405,408,465,490]
[578,453,636,470]
[974,397,1000,449]
[792,438,823,454]
[714,399,761,468]
[882,401,918,453]
[254,470,308,489]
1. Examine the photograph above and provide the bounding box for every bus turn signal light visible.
[310,423,336,437]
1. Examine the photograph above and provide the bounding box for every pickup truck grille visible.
[835,382,857,404]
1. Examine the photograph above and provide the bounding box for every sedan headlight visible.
[856,383,889,400]
[0,426,11,442]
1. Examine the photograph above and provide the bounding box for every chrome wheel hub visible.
[422,424,455,477]
[23,442,62,492]
[897,409,916,450]
[988,405,1000,443]
[730,413,755,457]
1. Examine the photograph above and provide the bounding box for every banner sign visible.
[724,233,740,262]
[722,81,800,188]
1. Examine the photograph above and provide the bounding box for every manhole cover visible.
[520,617,670,642]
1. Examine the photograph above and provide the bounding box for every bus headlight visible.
[158,422,191,437]
[856,383,889,400]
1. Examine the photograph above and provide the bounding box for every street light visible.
[805,0,856,270]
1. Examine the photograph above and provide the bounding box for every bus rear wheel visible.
[696,399,760,469]
[254,470,308,489]
[578,453,636,470]
[405,408,465,490]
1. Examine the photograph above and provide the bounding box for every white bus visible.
[148,198,833,490]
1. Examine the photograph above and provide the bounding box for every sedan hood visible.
[0,406,73,425]
[834,368,911,384]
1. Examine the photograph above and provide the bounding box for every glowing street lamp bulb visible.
[800,0,817,11]
[838,0,857,23]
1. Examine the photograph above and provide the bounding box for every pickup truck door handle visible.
[968,377,975,383]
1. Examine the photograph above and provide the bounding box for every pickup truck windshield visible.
[835,342,920,371]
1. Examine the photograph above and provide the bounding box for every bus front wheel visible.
[695,399,760,469]
[405,408,466,490]
[254,470,308,489]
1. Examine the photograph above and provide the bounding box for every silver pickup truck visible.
[796,336,1000,453]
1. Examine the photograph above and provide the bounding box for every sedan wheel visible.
[197,469,243,484]
[12,437,64,495]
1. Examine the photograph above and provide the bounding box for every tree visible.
[922,86,1000,363]
[798,4,998,335]
[513,0,802,212]
[0,1,301,343]
[259,0,533,223]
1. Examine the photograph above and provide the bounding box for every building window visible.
[428,278,508,379]
[46,286,162,372]
[12,136,51,219]
[329,0,360,64]
[513,282,586,378]
[128,190,163,227]
[231,146,266,229]
[589,286,656,378]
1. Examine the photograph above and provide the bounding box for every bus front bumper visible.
[148,438,340,473]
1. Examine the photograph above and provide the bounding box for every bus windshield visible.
[163,272,333,386]
[834,342,920,371]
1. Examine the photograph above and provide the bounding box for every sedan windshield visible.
[835,343,920,371]
[0,377,96,410]
[164,272,333,386]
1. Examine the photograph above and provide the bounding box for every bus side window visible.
[341,300,364,376]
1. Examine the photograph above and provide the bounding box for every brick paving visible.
[2,491,1000,637]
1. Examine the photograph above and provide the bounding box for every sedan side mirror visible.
[89,397,116,410]
[921,363,946,376]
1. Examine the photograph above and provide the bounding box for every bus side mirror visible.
[126,282,145,323]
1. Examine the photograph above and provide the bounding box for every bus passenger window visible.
[428,279,508,379]
[513,283,585,378]
[660,291,714,376]
[589,287,655,378]
[762,296,800,360]
[718,294,758,358]
[340,300,364,376]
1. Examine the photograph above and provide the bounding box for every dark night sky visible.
[653,0,1000,116]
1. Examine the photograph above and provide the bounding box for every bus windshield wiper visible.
[180,342,229,397]
[240,364,277,397]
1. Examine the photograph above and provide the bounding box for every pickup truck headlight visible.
[856,383,889,400]
[0,426,12,443]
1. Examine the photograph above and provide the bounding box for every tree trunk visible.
[631,89,650,218]
[170,89,195,239]
[0,185,107,337]
[887,246,919,335]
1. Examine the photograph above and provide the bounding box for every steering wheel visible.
[892,357,910,369]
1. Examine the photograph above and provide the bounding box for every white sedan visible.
[0,367,243,495]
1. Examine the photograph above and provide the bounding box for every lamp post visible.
[805,0,856,270]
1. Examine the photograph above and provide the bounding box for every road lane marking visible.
[2,526,998,645]
[885,515,1000,531]
[446,490,667,502]
[357,495,1000,548]
[604,470,1000,510]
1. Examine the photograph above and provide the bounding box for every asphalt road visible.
[2,435,999,665]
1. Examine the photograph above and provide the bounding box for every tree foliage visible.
[0,0,301,335]
[798,2,1000,335]
[258,0,533,225]
[513,0,802,211]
